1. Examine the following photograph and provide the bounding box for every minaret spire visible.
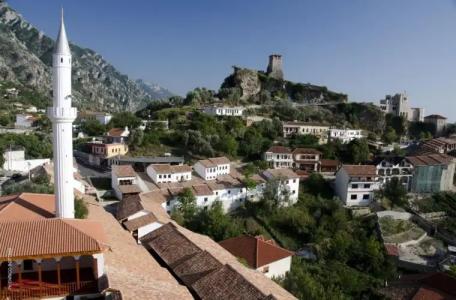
[54,7,71,55]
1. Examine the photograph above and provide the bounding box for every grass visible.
[379,216,426,244]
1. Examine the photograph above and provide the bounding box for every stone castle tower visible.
[266,54,283,80]
[47,10,77,218]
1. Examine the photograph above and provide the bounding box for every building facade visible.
[282,122,329,144]
[194,157,231,180]
[329,128,364,143]
[203,106,245,117]
[379,93,424,122]
[146,164,193,184]
[424,115,447,136]
[374,157,414,191]
[264,146,293,169]
[335,165,380,207]
[2,149,50,173]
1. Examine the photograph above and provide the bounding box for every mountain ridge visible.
[0,0,172,112]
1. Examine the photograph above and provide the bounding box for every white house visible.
[106,127,130,144]
[282,122,330,144]
[146,164,193,184]
[203,106,245,117]
[262,168,300,205]
[15,114,37,128]
[264,146,293,169]
[329,128,364,144]
[194,157,231,180]
[219,235,294,278]
[373,157,413,190]
[2,148,50,173]
[111,165,141,200]
[335,165,380,207]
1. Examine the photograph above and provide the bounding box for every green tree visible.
[81,119,106,136]
[346,139,370,164]
[109,112,142,129]
[382,127,398,144]
[216,135,238,157]
[174,188,197,220]
[381,177,408,208]
[75,197,89,219]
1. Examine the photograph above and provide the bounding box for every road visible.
[76,161,110,178]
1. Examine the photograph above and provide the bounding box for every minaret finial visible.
[54,6,71,55]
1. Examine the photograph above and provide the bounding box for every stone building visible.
[266,54,284,80]
[379,93,424,122]
[424,114,447,136]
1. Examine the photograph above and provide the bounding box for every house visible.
[25,106,38,113]
[264,146,293,169]
[139,119,169,131]
[111,165,141,200]
[109,155,184,171]
[146,164,193,184]
[262,168,300,205]
[424,114,447,136]
[14,114,37,128]
[194,157,231,180]
[203,106,245,117]
[78,111,112,125]
[335,165,380,206]
[0,219,109,298]
[106,127,130,143]
[320,159,340,174]
[90,142,129,160]
[282,122,329,144]
[292,148,322,172]
[0,193,55,221]
[329,128,364,143]
[2,148,50,173]
[378,93,424,122]
[219,235,294,278]
[406,154,455,194]
[420,137,456,154]
[373,156,413,190]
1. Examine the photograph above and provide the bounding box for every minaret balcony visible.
[47,107,77,122]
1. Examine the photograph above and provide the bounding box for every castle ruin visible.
[266,54,284,80]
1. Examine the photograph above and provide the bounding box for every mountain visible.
[135,79,174,100]
[0,0,172,112]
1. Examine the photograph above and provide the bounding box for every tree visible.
[174,188,197,220]
[382,127,398,144]
[346,139,370,164]
[75,197,88,219]
[259,177,289,213]
[215,135,238,157]
[381,177,408,208]
[81,119,105,136]
[288,134,319,148]
[109,112,141,129]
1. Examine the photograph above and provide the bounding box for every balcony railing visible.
[0,280,96,300]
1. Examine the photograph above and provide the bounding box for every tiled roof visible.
[108,127,127,137]
[0,218,108,260]
[148,164,192,174]
[282,121,329,127]
[112,165,136,177]
[266,146,291,154]
[292,148,322,155]
[116,194,144,220]
[198,157,231,168]
[191,264,270,300]
[0,193,55,222]
[424,114,447,120]
[341,165,377,177]
[197,159,217,168]
[263,168,299,180]
[118,184,142,194]
[320,159,340,167]
[123,213,159,231]
[406,154,454,166]
[219,235,294,269]
[192,184,213,196]
[172,250,223,286]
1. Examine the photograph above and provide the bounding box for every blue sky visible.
[8,0,456,121]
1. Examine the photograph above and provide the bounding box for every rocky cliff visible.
[0,0,171,111]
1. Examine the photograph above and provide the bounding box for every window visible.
[351,194,357,200]
[363,194,370,200]
[293,179,296,183]
[159,175,162,179]
[364,184,370,188]
[204,197,208,202]
[168,174,171,178]
[60,57,63,63]
[228,190,231,194]
[166,200,170,206]
[215,191,218,195]
[351,184,358,189]
[23,260,33,271]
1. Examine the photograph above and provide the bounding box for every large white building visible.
[264,146,293,169]
[14,114,37,128]
[335,165,380,207]
[47,12,77,218]
[146,164,193,184]
[282,122,330,144]
[373,157,413,191]
[203,106,245,117]
[378,93,424,122]
[329,128,364,144]
[2,148,50,173]
[194,157,231,180]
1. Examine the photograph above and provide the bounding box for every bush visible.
[75,197,89,219]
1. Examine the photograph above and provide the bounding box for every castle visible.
[266,54,284,80]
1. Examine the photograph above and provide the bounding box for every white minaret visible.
[48,9,76,218]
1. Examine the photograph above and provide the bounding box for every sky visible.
[7,0,456,121]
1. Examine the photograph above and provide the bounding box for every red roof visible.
[266,146,291,154]
[384,244,399,257]
[0,193,55,222]
[107,127,127,137]
[292,148,322,155]
[219,235,293,268]
[341,165,377,177]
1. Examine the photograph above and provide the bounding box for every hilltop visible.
[0,0,172,112]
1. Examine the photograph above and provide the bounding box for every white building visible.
[106,127,130,144]
[335,165,380,207]
[262,168,300,205]
[373,157,413,190]
[2,149,50,173]
[329,128,364,144]
[111,165,141,200]
[379,93,424,122]
[282,122,329,144]
[47,12,77,218]
[219,235,293,278]
[264,146,293,169]
[15,114,37,128]
[194,157,231,180]
[146,164,193,184]
[203,106,245,117]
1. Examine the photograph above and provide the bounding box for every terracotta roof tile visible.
[123,213,159,231]
[266,146,291,154]
[263,168,299,180]
[0,193,55,222]
[292,148,322,155]
[112,165,136,177]
[192,184,213,196]
[107,127,127,137]
[116,194,144,220]
[148,164,192,174]
[219,236,294,269]
[118,184,142,194]
[406,154,454,166]
[341,165,377,177]
[172,250,223,286]
[0,218,108,260]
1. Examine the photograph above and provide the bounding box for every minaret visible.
[48,9,76,218]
